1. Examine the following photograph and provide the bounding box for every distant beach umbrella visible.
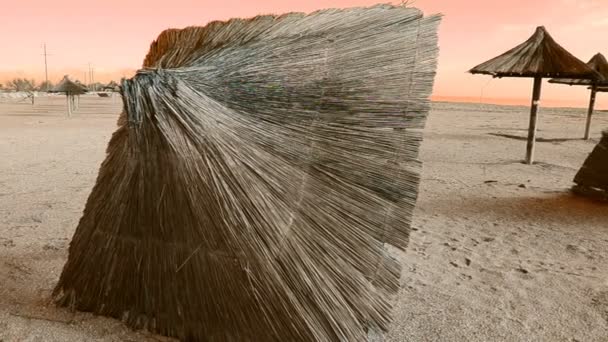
[53,5,441,341]
[101,80,120,92]
[549,53,608,140]
[469,26,599,164]
[52,75,87,116]
[572,129,608,200]
[74,80,89,91]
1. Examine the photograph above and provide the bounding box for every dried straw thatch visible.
[52,75,87,95]
[549,53,608,140]
[573,129,608,200]
[53,5,441,341]
[549,53,608,86]
[469,26,597,79]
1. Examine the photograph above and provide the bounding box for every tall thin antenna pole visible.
[43,43,49,91]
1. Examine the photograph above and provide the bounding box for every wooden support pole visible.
[585,85,597,140]
[526,77,542,165]
[66,94,72,117]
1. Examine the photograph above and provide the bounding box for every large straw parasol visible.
[52,75,87,116]
[549,53,608,139]
[53,5,441,341]
[469,26,599,164]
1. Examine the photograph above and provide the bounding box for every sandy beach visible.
[0,95,607,341]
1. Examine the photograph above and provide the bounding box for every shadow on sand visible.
[488,133,589,143]
[427,191,608,228]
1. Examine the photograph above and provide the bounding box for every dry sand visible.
[0,95,607,341]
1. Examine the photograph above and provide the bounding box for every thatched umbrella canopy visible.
[549,53,608,139]
[469,26,599,164]
[53,5,441,341]
[101,80,120,91]
[52,75,87,116]
[74,80,89,91]
[572,129,608,200]
[52,75,87,95]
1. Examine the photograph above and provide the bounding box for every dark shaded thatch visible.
[51,75,87,95]
[596,86,608,92]
[53,5,441,341]
[469,26,598,79]
[573,129,608,198]
[549,53,608,86]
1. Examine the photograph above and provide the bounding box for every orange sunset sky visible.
[1,0,607,108]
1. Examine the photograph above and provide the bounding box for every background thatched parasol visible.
[469,26,599,164]
[101,80,120,92]
[549,53,608,139]
[53,5,441,341]
[52,75,87,116]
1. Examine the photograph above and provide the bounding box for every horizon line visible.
[430,95,604,109]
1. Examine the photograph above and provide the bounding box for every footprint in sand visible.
[514,267,534,280]
[591,291,608,323]
[460,273,472,281]
[16,214,43,225]
[5,260,32,281]
[566,244,596,261]
[43,238,69,251]
[1,238,15,248]
[566,244,579,253]
[443,242,457,251]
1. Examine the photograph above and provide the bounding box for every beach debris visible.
[52,5,441,341]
